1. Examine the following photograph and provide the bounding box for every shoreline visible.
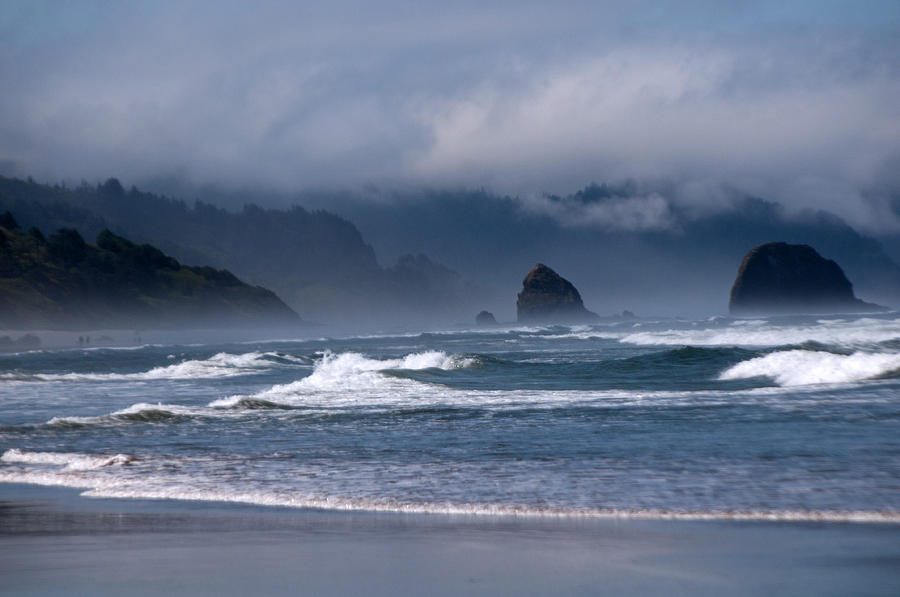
[4,472,898,525]
[2,483,899,596]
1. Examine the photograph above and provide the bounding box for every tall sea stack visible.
[729,242,886,315]
[517,264,598,323]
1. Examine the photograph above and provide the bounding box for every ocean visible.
[2,313,899,523]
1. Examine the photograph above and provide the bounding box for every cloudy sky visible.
[1,1,899,229]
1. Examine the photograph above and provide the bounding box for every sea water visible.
[1,314,898,522]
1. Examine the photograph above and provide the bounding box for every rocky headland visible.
[0,212,301,329]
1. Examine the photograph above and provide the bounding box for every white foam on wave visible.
[80,343,164,352]
[729,319,768,326]
[24,348,891,426]
[79,487,900,523]
[44,402,210,426]
[216,349,770,411]
[719,350,900,387]
[540,331,621,340]
[1,448,137,470]
[0,456,895,524]
[291,349,475,388]
[17,351,300,382]
[209,350,476,409]
[34,380,883,429]
[520,316,900,348]
[620,317,900,348]
[25,348,890,425]
[0,449,143,493]
[212,365,834,413]
[135,352,274,378]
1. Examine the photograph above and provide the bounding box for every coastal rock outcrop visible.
[516,264,598,323]
[475,310,497,326]
[729,242,886,315]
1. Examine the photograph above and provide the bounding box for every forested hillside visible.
[0,212,300,329]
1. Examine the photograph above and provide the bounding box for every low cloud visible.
[409,42,900,230]
[0,2,898,230]
[521,191,677,232]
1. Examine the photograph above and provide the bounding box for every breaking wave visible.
[80,489,900,524]
[209,350,477,409]
[1,448,138,470]
[619,317,900,348]
[45,403,203,427]
[298,350,476,385]
[8,351,304,382]
[719,350,900,387]
[0,449,896,524]
[24,344,891,427]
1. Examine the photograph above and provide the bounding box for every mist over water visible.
[2,313,898,521]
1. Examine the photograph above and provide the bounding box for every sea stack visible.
[729,242,886,315]
[475,310,498,326]
[517,264,598,323]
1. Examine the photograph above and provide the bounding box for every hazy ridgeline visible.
[295,185,900,318]
[0,176,472,328]
[2,175,899,328]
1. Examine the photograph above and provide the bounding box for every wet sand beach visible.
[2,484,899,597]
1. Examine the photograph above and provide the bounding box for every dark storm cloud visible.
[1,1,899,229]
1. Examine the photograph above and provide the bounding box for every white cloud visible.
[408,42,900,230]
[0,2,898,229]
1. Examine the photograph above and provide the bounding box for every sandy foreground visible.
[1,483,899,596]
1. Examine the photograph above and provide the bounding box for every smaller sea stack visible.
[517,264,597,323]
[475,310,497,326]
[729,242,886,315]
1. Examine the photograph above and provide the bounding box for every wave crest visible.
[19,351,301,382]
[46,402,199,427]
[719,350,900,386]
[303,350,474,385]
[1,448,138,470]
[209,350,476,409]
[620,317,900,348]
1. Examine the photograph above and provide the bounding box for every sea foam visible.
[300,350,475,385]
[18,351,298,382]
[0,450,896,524]
[78,485,900,523]
[209,350,476,409]
[45,402,208,427]
[1,448,137,470]
[719,350,900,386]
[619,317,900,348]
